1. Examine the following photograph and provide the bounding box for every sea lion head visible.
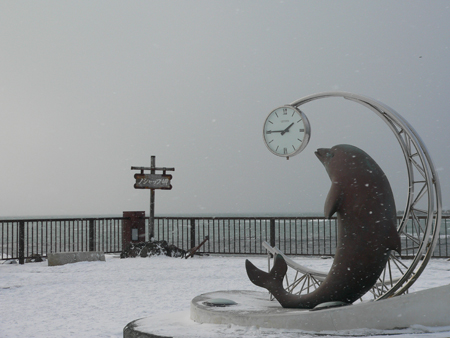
[315,144,382,181]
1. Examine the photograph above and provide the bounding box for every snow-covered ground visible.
[1,254,450,338]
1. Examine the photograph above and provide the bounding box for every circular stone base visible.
[191,287,450,332]
[124,285,450,337]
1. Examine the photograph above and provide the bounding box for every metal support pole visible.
[19,221,25,265]
[270,218,276,248]
[190,218,196,249]
[149,156,155,239]
[89,219,95,251]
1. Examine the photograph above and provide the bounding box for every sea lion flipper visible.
[324,182,342,218]
[387,224,402,254]
[245,254,287,290]
[245,259,269,288]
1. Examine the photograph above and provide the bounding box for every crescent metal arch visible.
[289,91,442,299]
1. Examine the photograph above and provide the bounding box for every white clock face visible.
[263,106,311,158]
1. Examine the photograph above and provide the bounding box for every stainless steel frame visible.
[289,91,442,299]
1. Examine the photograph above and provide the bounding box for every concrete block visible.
[47,251,105,266]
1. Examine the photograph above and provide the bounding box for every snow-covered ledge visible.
[47,251,105,266]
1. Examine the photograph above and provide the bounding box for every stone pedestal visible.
[123,284,450,337]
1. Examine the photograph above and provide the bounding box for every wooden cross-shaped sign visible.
[131,156,175,238]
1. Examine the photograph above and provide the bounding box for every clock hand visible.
[281,123,294,135]
[266,130,284,134]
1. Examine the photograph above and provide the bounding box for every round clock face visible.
[263,106,311,158]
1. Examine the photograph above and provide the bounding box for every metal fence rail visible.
[154,216,450,258]
[0,218,123,263]
[2,216,449,263]
[153,217,338,256]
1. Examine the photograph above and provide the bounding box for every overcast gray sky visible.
[1,1,449,217]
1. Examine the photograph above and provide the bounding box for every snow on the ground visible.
[0,254,449,338]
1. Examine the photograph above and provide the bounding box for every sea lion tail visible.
[245,254,287,292]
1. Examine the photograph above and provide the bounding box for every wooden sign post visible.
[131,156,174,239]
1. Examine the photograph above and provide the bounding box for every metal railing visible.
[154,216,450,258]
[2,216,449,263]
[0,217,123,263]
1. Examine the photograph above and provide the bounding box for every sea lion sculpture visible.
[246,144,401,308]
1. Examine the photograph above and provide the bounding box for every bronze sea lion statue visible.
[246,144,401,308]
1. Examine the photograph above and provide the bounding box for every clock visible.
[263,105,311,159]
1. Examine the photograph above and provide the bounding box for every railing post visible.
[270,218,275,248]
[19,221,25,265]
[89,219,95,251]
[190,218,196,249]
